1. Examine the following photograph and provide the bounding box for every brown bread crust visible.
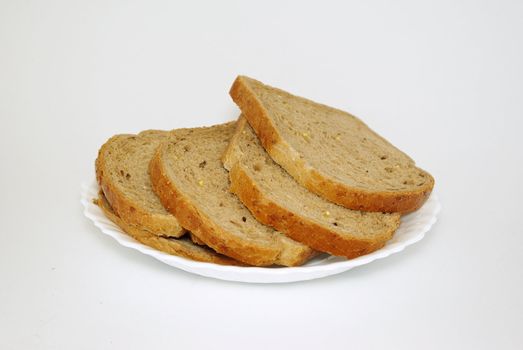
[228,163,395,258]
[189,233,206,246]
[96,192,241,265]
[230,76,434,213]
[150,145,313,267]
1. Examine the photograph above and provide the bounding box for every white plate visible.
[81,181,440,283]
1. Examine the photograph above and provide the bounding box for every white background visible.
[1,0,522,349]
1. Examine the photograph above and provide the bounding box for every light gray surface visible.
[1,1,522,349]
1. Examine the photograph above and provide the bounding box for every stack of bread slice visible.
[95,76,434,267]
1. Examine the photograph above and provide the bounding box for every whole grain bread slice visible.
[95,130,186,237]
[149,122,316,266]
[230,76,435,213]
[95,192,240,265]
[223,116,401,258]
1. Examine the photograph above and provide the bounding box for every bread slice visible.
[223,116,401,258]
[230,76,435,213]
[95,130,186,237]
[95,192,240,265]
[189,232,206,246]
[149,122,316,266]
